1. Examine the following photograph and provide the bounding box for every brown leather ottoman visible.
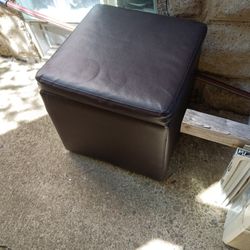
[36,5,207,180]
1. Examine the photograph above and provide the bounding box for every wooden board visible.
[181,109,250,148]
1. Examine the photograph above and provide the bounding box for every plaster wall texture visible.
[167,0,202,17]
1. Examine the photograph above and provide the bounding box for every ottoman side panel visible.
[40,91,169,180]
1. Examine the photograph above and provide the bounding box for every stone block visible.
[208,0,250,21]
[167,0,201,17]
[199,23,250,78]
[0,34,13,57]
[157,0,167,15]
[203,83,250,115]
[192,76,250,115]
[0,6,39,61]
[226,78,250,93]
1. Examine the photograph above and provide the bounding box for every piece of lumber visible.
[181,109,250,148]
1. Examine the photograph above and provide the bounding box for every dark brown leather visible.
[36,5,207,180]
[40,90,169,180]
[36,4,207,126]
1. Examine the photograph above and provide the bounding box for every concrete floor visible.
[0,57,235,250]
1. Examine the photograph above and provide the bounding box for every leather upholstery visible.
[40,90,169,180]
[36,4,207,126]
[36,5,207,180]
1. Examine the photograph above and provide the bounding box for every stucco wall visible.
[161,0,250,115]
[0,5,39,62]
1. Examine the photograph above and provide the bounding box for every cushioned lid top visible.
[36,4,207,121]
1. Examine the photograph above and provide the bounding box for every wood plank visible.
[181,109,250,148]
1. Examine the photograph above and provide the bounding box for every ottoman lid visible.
[36,4,207,124]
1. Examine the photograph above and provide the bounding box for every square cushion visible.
[36,4,207,126]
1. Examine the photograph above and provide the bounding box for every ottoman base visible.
[41,90,177,180]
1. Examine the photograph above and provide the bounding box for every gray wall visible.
[161,0,250,115]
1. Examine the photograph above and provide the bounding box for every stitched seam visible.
[37,75,164,116]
